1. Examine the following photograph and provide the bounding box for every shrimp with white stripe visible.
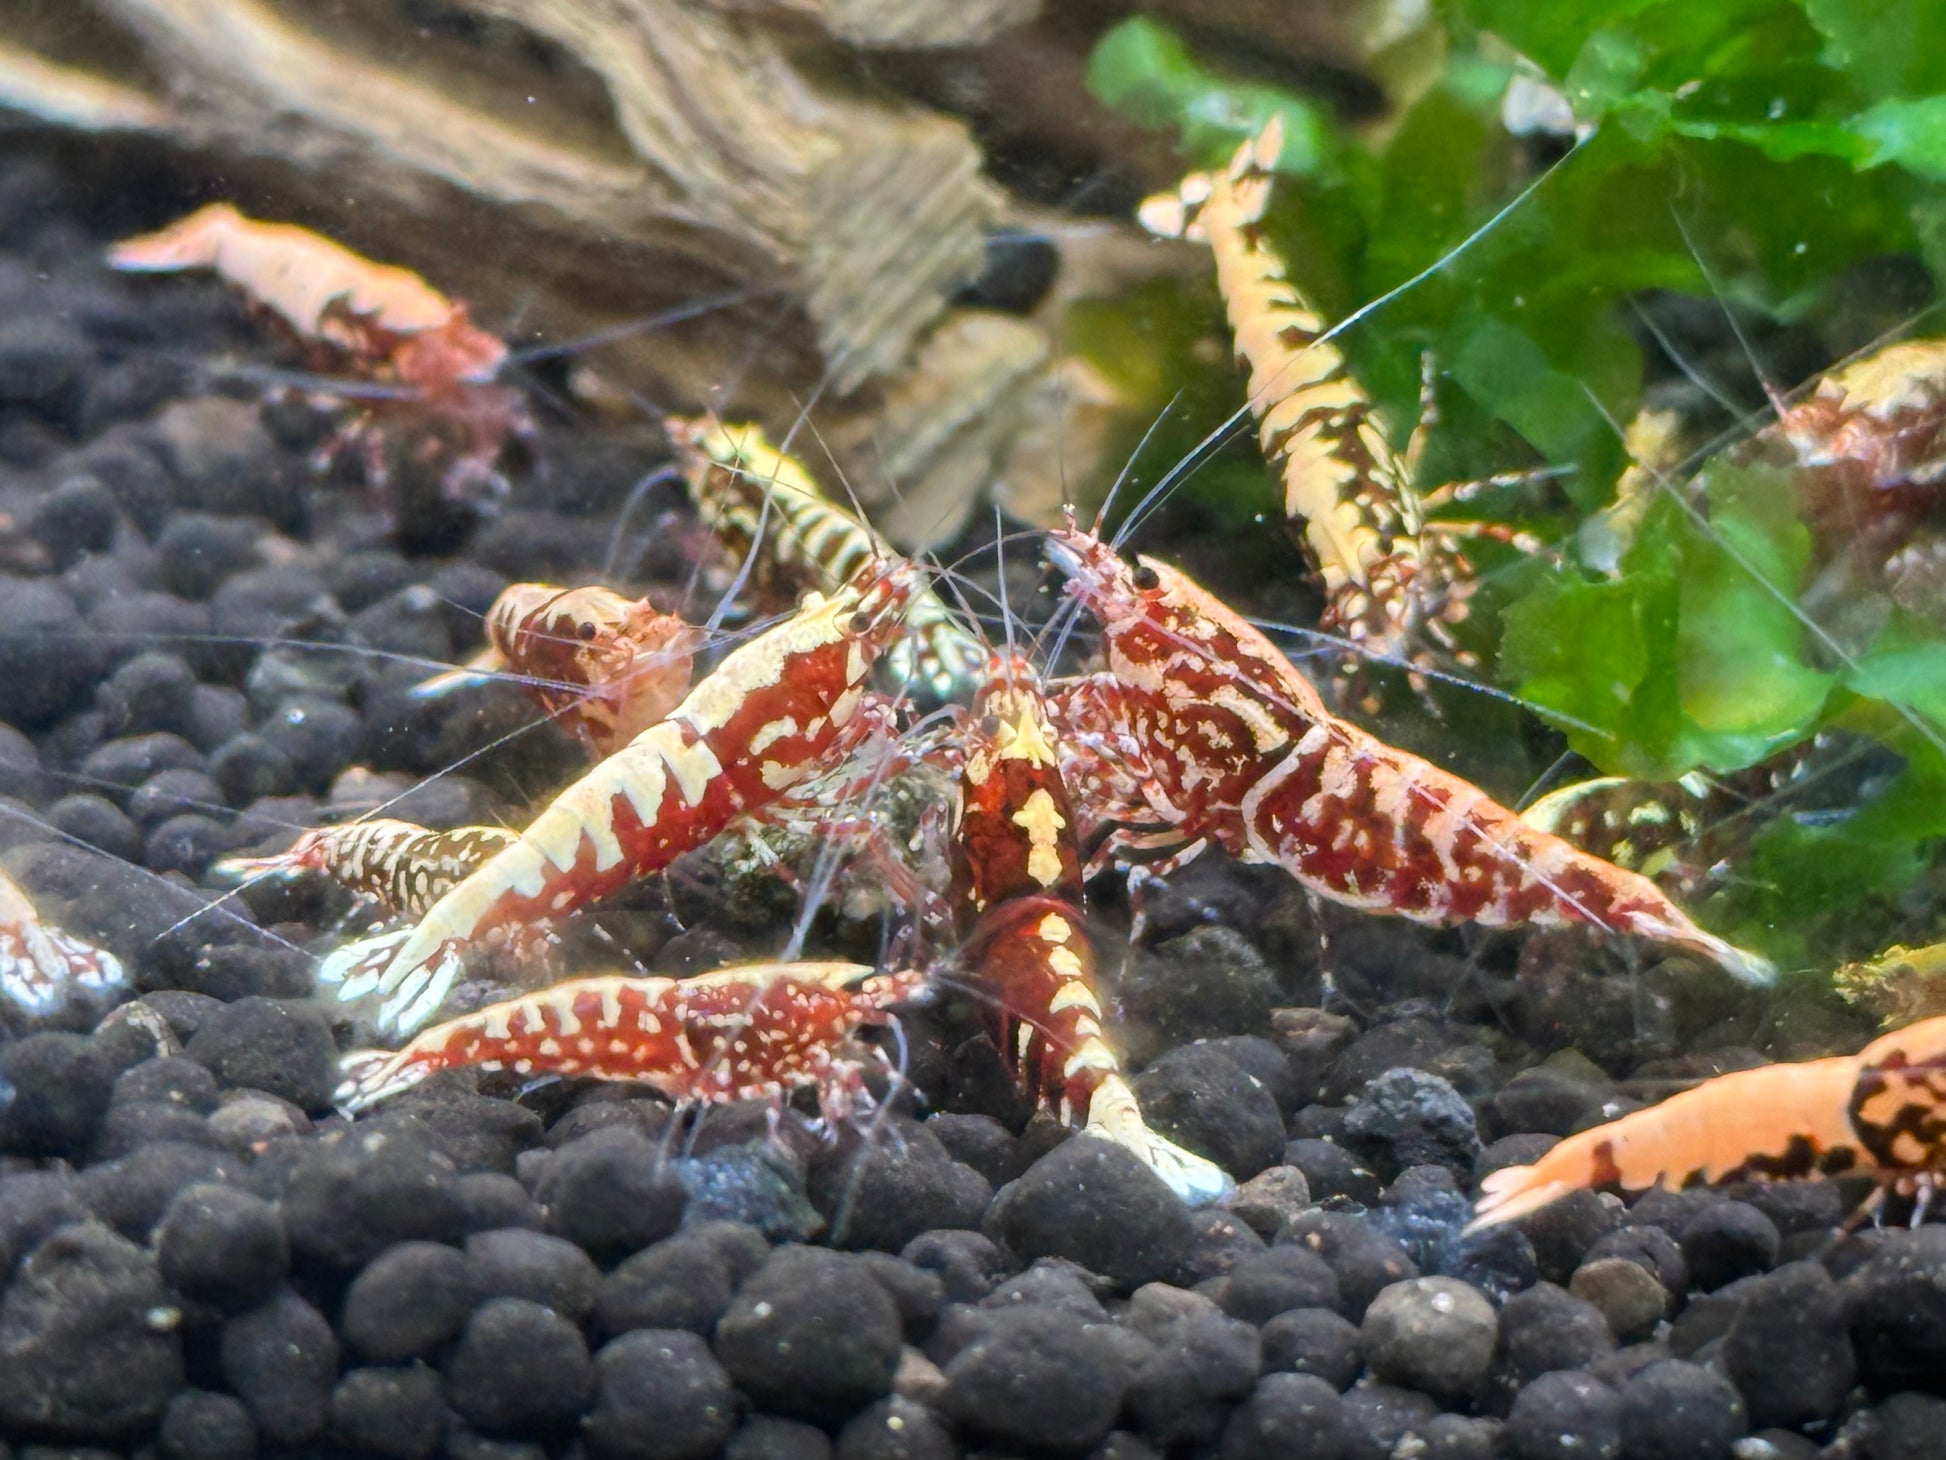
[318,560,918,1035]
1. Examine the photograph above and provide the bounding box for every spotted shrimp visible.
[1042,521,1773,985]
[336,960,927,1122]
[318,560,918,1035]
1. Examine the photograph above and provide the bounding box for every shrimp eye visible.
[577,622,599,641]
[1130,563,1161,592]
[849,610,874,635]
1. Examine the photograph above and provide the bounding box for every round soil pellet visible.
[583,1329,738,1460]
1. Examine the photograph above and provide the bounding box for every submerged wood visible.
[0,0,1003,397]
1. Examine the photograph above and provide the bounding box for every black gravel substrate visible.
[0,145,1939,1460]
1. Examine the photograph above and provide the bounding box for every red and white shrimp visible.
[110,203,530,501]
[1469,1014,1946,1229]
[319,561,918,1034]
[1042,522,1773,984]
[213,819,517,920]
[415,583,700,757]
[951,658,1230,1202]
[0,867,125,1017]
[336,960,927,1121]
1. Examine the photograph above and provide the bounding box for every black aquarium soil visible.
[0,142,1938,1460]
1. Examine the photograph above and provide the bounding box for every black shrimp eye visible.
[577,622,600,641]
[849,610,874,635]
[1130,563,1161,592]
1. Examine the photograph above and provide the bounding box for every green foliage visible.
[1085,18,1336,176]
[1080,5,1946,962]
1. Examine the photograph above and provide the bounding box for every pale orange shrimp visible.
[1468,1015,1946,1230]
[111,204,529,500]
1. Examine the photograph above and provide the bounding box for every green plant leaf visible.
[1084,17,1334,174]
[1800,0,1946,102]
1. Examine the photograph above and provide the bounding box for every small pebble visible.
[583,1329,737,1460]
[281,1128,467,1270]
[1584,1225,1687,1296]
[1337,1383,1441,1460]
[327,1365,447,1460]
[0,579,97,725]
[466,1226,599,1321]
[715,1246,904,1426]
[143,812,233,875]
[594,1228,742,1339]
[341,1240,476,1361]
[856,1251,944,1338]
[1134,1044,1286,1180]
[812,1123,992,1252]
[984,1136,1193,1291]
[0,1031,116,1156]
[535,1127,687,1262]
[1498,1282,1617,1386]
[456,1172,543,1233]
[0,1223,183,1440]
[448,1297,596,1436]
[157,1389,257,1460]
[1865,1391,1946,1460]
[1491,1058,1615,1138]
[1284,1138,1383,1206]
[1278,1211,1417,1321]
[1680,1201,1780,1291]
[127,767,225,827]
[899,1229,1011,1304]
[1219,1372,1345,1460]
[97,651,198,738]
[835,1396,956,1460]
[1572,1256,1668,1343]
[1421,1413,1502,1460]
[1231,1165,1313,1237]
[1261,1306,1362,1390]
[1123,1309,1262,1446]
[1180,1207,1269,1284]
[1617,1358,1746,1460]
[78,1140,236,1241]
[727,1416,834,1460]
[1722,1260,1854,1428]
[46,793,142,863]
[1119,926,1281,1058]
[1343,1067,1482,1177]
[183,997,336,1111]
[939,1307,1133,1452]
[1838,1225,1946,1393]
[1506,1371,1622,1460]
[79,731,206,794]
[1360,1276,1498,1398]
[1218,1245,1341,1324]
[1519,1188,1624,1284]
[217,1287,339,1446]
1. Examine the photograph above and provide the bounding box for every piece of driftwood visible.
[709,0,1039,48]
[0,0,1004,395]
[826,308,1050,548]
